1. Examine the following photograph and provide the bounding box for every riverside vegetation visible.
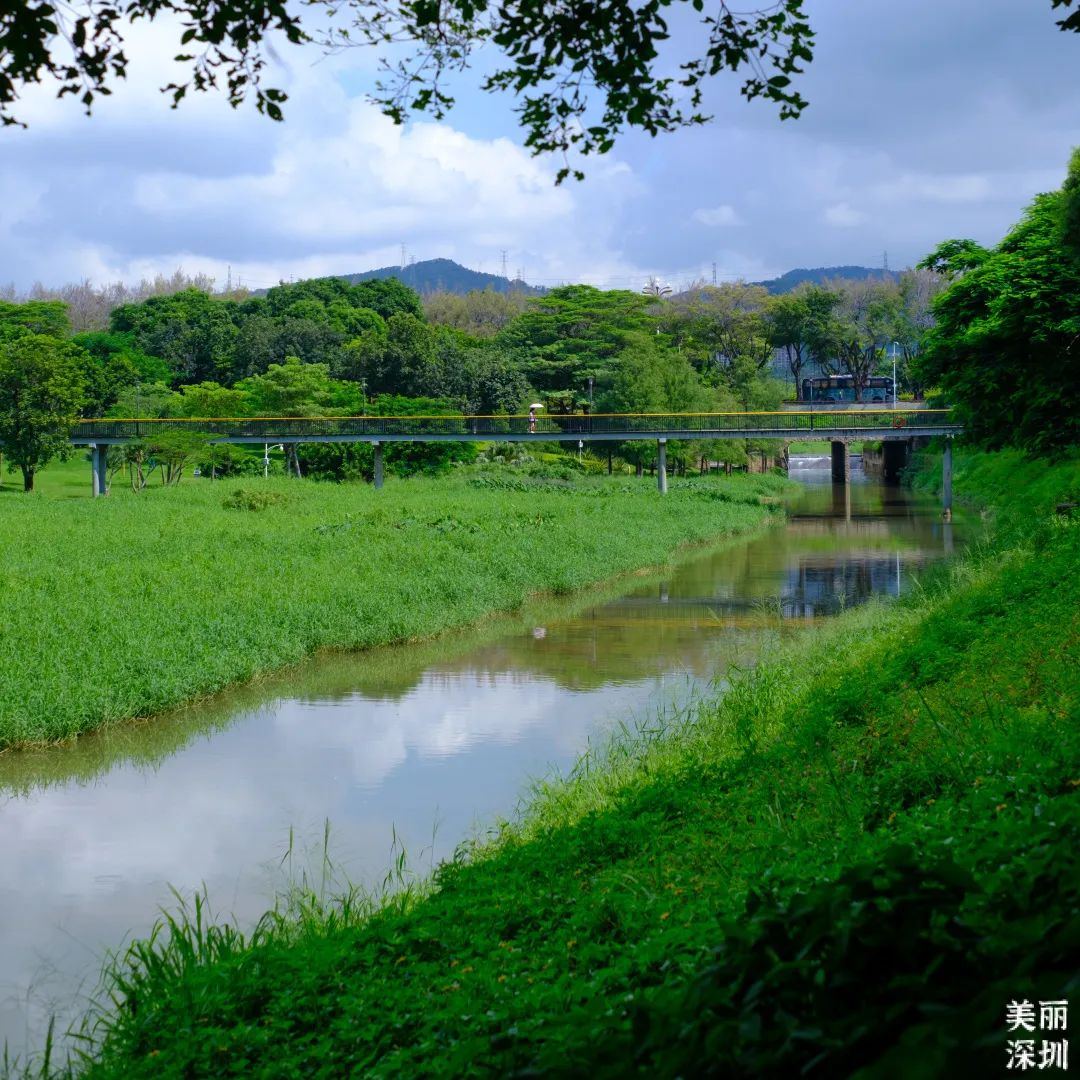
[24,446,1073,1078]
[0,467,790,751]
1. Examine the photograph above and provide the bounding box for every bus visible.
[801,374,895,403]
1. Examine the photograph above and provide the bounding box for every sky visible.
[1,0,1078,294]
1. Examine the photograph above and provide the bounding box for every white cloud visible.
[2,0,1079,290]
[693,204,743,227]
[0,20,652,291]
[823,201,868,228]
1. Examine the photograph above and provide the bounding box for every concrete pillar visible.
[657,439,668,494]
[91,444,108,497]
[373,441,384,490]
[942,437,953,520]
[830,440,849,483]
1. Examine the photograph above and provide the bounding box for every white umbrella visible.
[529,403,544,409]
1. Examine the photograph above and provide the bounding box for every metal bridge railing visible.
[70,409,959,441]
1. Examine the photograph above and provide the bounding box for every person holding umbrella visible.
[528,402,542,433]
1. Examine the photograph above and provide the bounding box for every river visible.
[0,456,967,1060]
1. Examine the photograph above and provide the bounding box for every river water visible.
[0,457,967,1058]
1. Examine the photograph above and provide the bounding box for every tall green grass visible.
[0,470,789,750]
[46,452,1080,1078]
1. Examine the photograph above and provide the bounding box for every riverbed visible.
[0,457,967,1059]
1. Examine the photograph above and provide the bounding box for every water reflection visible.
[0,461,970,1058]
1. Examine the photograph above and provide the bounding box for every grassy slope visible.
[0,468,788,750]
[61,450,1080,1079]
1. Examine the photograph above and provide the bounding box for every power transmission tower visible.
[400,243,407,270]
[501,249,509,279]
[711,262,717,286]
[883,250,890,274]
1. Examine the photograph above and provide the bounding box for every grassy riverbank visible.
[0,469,790,751]
[48,449,1079,1077]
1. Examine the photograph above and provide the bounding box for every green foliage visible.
[606,332,711,414]
[499,285,652,394]
[107,381,179,418]
[237,357,355,415]
[0,332,87,491]
[175,381,251,417]
[264,276,423,322]
[1061,145,1080,259]
[62,453,1080,1078]
[424,289,531,338]
[222,488,286,511]
[916,176,1080,453]
[71,331,174,412]
[0,299,70,338]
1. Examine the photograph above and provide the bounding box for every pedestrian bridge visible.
[71,408,958,446]
[71,408,961,504]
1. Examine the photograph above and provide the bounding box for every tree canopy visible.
[916,154,1080,455]
[0,332,87,490]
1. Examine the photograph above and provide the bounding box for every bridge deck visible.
[71,409,961,445]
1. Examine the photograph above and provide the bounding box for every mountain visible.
[753,266,900,294]
[341,258,546,296]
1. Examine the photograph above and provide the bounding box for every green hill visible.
[342,258,546,296]
[754,265,899,293]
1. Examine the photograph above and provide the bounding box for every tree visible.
[0,332,87,490]
[238,357,362,475]
[0,300,70,338]
[915,165,1080,454]
[660,283,774,383]
[424,290,531,338]
[499,285,652,394]
[111,288,239,384]
[831,279,901,401]
[176,382,252,417]
[1060,145,1080,259]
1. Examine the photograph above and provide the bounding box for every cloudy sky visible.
[1,0,1078,293]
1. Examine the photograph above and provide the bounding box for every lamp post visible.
[891,342,899,409]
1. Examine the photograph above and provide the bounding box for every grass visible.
[30,449,1079,1078]
[0,464,792,750]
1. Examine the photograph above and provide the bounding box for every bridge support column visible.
[942,436,953,520]
[373,441,384,490]
[657,439,668,494]
[831,440,849,483]
[882,439,910,483]
[91,444,108,497]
